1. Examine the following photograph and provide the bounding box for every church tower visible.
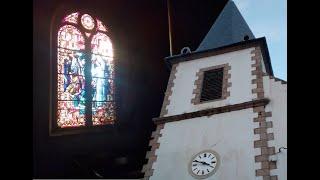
[142,1,287,180]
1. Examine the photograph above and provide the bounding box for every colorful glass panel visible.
[58,25,85,50]
[92,102,115,125]
[57,26,86,128]
[85,32,91,37]
[57,101,86,128]
[91,33,113,57]
[81,14,95,30]
[63,12,79,24]
[97,19,107,32]
[91,53,115,125]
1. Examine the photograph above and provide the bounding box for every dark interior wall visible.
[33,0,227,178]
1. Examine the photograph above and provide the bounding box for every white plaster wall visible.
[263,76,287,180]
[151,109,257,180]
[166,48,255,117]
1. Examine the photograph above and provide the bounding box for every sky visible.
[233,0,287,80]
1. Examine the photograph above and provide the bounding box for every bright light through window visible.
[57,12,115,128]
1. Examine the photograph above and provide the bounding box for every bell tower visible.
[141,1,287,180]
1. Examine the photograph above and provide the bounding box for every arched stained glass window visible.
[56,12,115,129]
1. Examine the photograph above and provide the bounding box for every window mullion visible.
[84,49,93,126]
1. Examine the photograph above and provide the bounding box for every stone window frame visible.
[191,63,231,105]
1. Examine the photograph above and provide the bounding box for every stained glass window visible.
[56,12,115,128]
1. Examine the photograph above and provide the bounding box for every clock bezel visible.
[188,150,220,179]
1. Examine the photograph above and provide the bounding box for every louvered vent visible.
[200,68,224,102]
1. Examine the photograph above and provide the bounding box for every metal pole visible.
[167,0,173,56]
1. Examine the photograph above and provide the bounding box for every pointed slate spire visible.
[196,0,255,51]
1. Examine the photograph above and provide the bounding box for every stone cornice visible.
[153,98,270,125]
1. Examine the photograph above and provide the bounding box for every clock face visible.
[188,150,220,179]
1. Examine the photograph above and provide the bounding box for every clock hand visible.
[193,160,210,166]
[193,160,203,163]
[201,161,215,168]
